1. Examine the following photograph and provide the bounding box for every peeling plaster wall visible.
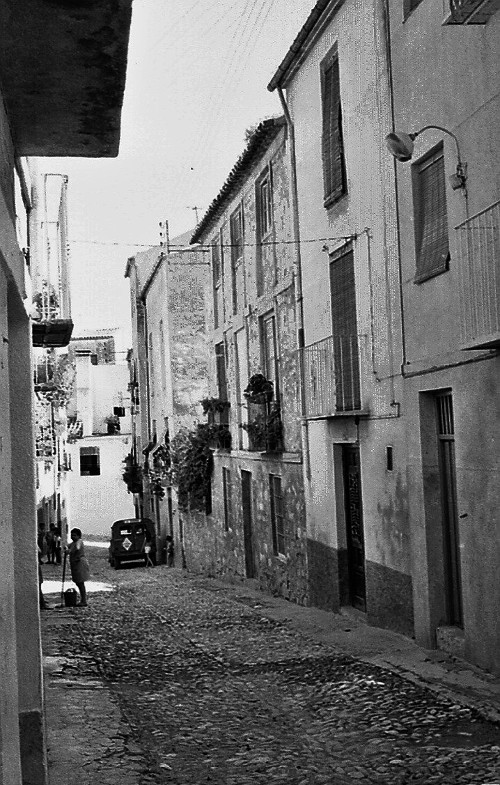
[183,125,308,604]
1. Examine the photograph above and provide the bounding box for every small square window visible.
[80,446,100,476]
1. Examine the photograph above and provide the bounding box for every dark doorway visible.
[343,444,366,610]
[241,470,256,578]
[436,392,463,626]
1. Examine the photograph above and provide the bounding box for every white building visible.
[66,343,135,538]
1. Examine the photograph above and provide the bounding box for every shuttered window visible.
[413,146,450,283]
[321,54,347,207]
[329,247,361,411]
[230,206,244,314]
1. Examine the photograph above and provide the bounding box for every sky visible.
[38,0,316,354]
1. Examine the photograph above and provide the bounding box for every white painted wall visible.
[67,434,135,538]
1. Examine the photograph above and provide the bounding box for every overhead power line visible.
[69,234,358,250]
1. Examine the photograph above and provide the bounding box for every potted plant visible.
[105,414,120,434]
[243,373,274,405]
[122,453,143,495]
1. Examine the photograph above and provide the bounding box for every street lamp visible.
[386,125,467,190]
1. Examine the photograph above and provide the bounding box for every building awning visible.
[0,0,132,157]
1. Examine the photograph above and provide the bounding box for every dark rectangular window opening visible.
[80,446,100,476]
[270,474,285,556]
[212,236,222,328]
[413,144,450,283]
[257,172,272,240]
[386,446,394,472]
[230,207,244,314]
[321,52,347,208]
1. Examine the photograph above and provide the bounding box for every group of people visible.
[38,522,62,565]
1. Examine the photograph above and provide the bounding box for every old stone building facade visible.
[190,118,308,603]
[125,235,210,563]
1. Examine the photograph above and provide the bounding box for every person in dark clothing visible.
[65,528,90,607]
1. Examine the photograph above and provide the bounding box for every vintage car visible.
[108,518,156,569]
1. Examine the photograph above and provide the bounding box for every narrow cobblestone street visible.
[42,544,500,785]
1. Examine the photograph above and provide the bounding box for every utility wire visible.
[70,235,357,250]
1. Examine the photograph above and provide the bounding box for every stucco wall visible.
[283,0,411,630]
[389,0,500,671]
[0,92,47,784]
[67,435,135,537]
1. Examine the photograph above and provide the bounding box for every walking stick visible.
[60,551,67,607]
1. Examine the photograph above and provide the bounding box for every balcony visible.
[456,199,500,350]
[302,335,364,418]
[443,0,499,24]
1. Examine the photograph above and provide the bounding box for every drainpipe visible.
[379,0,407,376]
[277,86,310,480]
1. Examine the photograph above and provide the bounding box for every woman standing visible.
[66,528,90,607]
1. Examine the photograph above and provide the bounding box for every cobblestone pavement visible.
[42,545,500,785]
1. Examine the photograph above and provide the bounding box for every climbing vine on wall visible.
[170,424,218,512]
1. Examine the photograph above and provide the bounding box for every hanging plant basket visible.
[243,373,274,405]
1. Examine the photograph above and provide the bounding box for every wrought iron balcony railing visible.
[301,334,364,418]
[456,199,500,349]
[443,0,499,24]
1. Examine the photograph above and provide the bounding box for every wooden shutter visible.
[414,147,450,282]
[330,247,360,410]
[321,56,347,206]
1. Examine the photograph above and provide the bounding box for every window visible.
[230,206,244,314]
[212,235,223,328]
[222,467,231,531]
[261,312,279,398]
[270,474,285,556]
[403,0,425,19]
[80,446,100,476]
[329,246,360,411]
[321,53,347,207]
[215,342,229,426]
[413,146,450,283]
[257,171,272,240]
[234,329,248,449]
